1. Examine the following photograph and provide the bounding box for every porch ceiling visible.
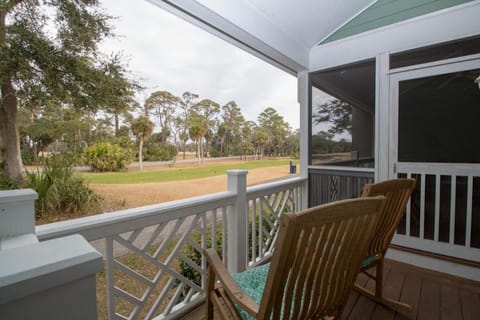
[147,0,375,74]
[193,0,376,50]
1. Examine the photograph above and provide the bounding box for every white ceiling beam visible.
[146,0,308,75]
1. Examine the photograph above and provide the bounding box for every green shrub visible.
[208,148,222,158]
[0,170,16,190]
[20,147,36,165]
[143,143,176,161]
[24,155,102,220]
[179,225,223,293]
[84,142,132,172]
[178,211,275,289]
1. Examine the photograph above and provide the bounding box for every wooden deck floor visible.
[184,259,480,320]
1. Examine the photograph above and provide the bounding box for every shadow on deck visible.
[184,259,480,320]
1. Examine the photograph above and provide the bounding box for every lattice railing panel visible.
[308,168,374,207]
[105,208,227,320]
[35,174,307,320]
[247,180,304,265]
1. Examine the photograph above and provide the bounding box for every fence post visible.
[226,170,248,273]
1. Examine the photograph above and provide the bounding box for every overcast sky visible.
[98,0,299,129]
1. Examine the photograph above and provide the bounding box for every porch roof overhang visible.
[146,0,376,75]
[145,1,479,76]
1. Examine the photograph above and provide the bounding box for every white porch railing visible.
[35,171,306,320]
[307,164,480,267]
[247,177,305,266]
[393,163,480,263]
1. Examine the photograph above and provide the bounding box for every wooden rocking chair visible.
[355,178,416,314]
[205,196,386,320]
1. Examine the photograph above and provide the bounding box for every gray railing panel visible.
[308,166,374,207]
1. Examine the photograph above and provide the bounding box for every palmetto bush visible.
[143,143,176,161]
[24,155,102,220]
[84,142,132,172]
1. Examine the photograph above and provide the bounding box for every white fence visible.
[36,171,306,320]
[307,164,480,264]
[393,163,480,263]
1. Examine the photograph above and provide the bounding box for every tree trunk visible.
[0,9,24,181]
[0,74,25,182]
[182,140,186,160]
[138,138,144,171]
[114,113,119,136]
[197,139,201,166]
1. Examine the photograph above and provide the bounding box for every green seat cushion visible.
[361,255,378,269]
[232,263,270,320]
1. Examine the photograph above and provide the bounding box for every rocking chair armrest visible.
[204,248,259,316]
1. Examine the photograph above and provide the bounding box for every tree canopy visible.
[0,0,136,180]
[0,2,299,180]
[313,99,352,135]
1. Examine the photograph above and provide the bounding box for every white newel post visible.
[226,170,248,274]
[0,189,102,320]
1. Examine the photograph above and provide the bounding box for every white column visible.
[226,170,248,273]
[298,70,309,209]
[375,52,390,182]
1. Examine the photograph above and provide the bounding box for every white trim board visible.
[310,1,480,71]
[386,247,480,282]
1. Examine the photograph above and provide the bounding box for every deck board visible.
[398,270,422,320]
[460,289,480,320]
[345,273,377,319]
[370,268,399,320]
[440,283,461,320]
[184,259,480,320]
[417,279,440,319]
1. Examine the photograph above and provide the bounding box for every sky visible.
[98,0,299,129]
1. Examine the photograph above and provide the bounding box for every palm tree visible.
[130,116,154,171]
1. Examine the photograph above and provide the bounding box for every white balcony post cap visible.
[0,189,38,239]
[0,234,102,304]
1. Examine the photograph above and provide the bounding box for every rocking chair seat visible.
[232,263,271,320]
[232,256,382,320]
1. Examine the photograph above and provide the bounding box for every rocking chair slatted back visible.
[353,178,417,315]
[257,196,385,319]
[362,178,416,258]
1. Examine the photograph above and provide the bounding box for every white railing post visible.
[0,189,102,320]
[226,170,248,273]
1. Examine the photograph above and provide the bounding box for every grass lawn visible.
[83,159,293,184]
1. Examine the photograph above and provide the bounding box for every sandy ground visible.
[87,162,294,258]
[90,165,293,213]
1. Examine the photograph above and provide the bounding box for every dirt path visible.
[91,166,292,212]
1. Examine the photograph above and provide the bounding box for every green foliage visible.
[143,143,176,161]
[178,210,276,290]
[0,170,17,191]
[0,0,138,181]
[179,225,223,290]
[84,142,132,172]
[208,148,222,157]
[23,156,102,220]
[313,99,352,135]
[20,146,36,166]
[311,131,351,154]
[130,116,154,140]
[248,208,276,261]
[144,91,180,143]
